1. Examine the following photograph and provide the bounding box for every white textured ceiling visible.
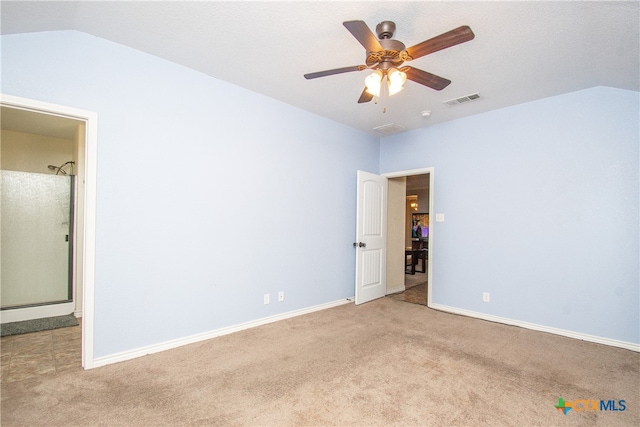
[1,1,638,136]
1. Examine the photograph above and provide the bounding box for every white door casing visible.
[354,170,387,305]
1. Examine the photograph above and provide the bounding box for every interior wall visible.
[386,177,406,294]
[379,86,640,345]
[1,30,380,359]
[1,129,74,172]
[73,123,86,317]
[414,189,429,214]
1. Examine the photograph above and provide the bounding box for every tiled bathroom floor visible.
[1,321,82,383]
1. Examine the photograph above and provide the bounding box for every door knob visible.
[359,242,366,248]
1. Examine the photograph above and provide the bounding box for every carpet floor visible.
[1,298,638,426]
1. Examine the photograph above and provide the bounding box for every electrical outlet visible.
[278,291,284,302]
[264,293,270,305]
[483,292,490,302]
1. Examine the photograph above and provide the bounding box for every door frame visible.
[382,167,434,307]
[1,94,98,369]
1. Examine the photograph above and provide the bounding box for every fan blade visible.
[402,66,451,91]
[343,20,384,52]
[404,25,475,60]
[358,88,373,103]
[304,65,364,80]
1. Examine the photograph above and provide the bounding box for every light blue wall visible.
[381,87,640,344]
[1,31,379,358]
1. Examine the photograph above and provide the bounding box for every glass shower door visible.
[1,171,74,309]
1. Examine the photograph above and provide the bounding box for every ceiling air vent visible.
[373,123,406,135]
[443,92,481,107]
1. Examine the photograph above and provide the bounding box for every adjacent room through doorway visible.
[387,172,430,306]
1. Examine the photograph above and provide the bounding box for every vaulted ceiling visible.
[2,1,638,136]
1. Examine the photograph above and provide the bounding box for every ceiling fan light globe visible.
[364,70,383,97]
[387,68,407,95]
[388,84,404,96]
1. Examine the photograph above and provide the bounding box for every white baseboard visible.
[430,303,640,353]
[92,298,353,369]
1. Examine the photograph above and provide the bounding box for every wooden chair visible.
[406,239,428,274]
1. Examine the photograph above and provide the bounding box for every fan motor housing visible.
[366,39,406,68]
[380,39,406,52]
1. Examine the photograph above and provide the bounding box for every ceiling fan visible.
[304,20,475,103]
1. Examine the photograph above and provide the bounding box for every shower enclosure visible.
[1,170,75,310]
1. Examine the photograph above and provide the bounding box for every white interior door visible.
[354,170,387,305]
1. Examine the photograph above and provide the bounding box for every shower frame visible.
[0,172,76,310]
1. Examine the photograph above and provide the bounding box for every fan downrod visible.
[375,21,396,39]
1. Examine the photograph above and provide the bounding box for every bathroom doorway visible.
[0,95,97,369]
[1,106,85,322]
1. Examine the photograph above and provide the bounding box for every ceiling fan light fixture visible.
[387,68,407,96]
[305,21,475,104]
[365,70,383,97]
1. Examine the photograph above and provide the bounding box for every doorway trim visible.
[382,167,434,307]
[1,94,97,369]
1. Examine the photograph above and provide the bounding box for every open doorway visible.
[399,174,429,305]
[1,107,85,321]
[1,106,86,378]
[384,169,433,306]
[1,94,97,370]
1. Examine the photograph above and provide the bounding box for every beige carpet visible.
[2,297,638,426]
